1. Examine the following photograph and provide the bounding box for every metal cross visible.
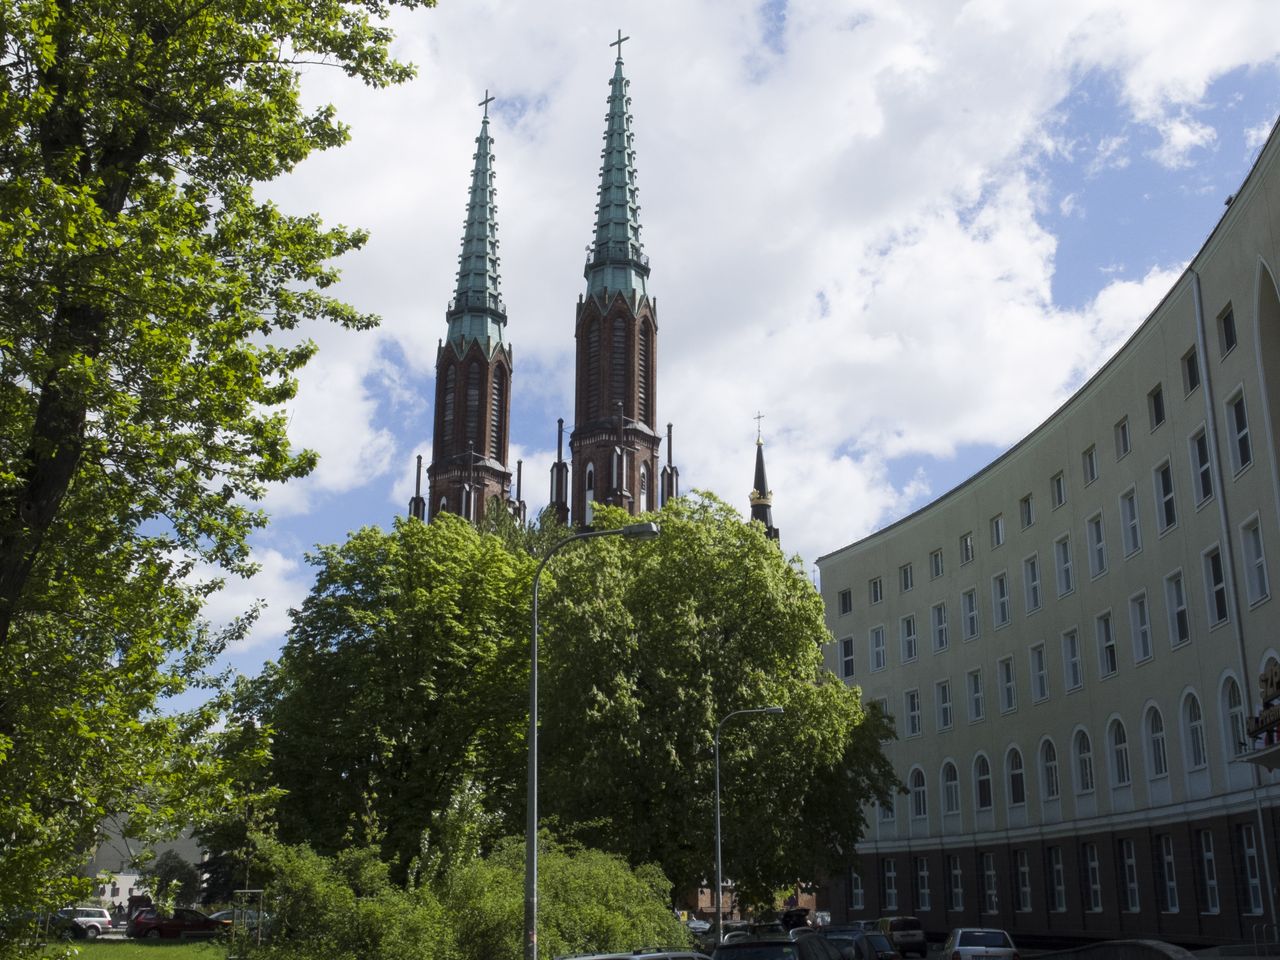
[754,411,765,441]
[610,29,630,59]
[479,89,495,117]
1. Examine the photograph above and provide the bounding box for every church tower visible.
[428,95,516,522]
[566,34,673,526]
[749,420,780,543]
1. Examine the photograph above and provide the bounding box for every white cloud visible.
[196,548,310,654]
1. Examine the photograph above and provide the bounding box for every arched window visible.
[441,366,456,446]
[974,755,993,811]
[638,321,652,424]
[941,762,960,814]
[610,316,627,409]
[1075,730,1095,793]
[1041,740,1060,799]
[639,462,650,511]
[1147,707,1168,777]
[1110,719,1131,786]
[1224,678,1247,758]
[1007,748,1026,806]
[1186,693,1207,769]
[465,365,481,446]
[910,768,927,819]
[489,367,505,460]
[586,322,601,413]
[584,463,595,525]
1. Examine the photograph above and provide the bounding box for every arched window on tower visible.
[611,316,627,411]
[490,368,505,461]
[584,463,595,525]
[586,323,601,415]
[441,366,456,447]
[465,365,481,446]
[640,462,650,511]
[638,321,652,425]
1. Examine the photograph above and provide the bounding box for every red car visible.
[126,908,231,939]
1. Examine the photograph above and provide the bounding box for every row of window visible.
[884,680,1243,829]
[851,823,1264,918]
[839,519,1270,681]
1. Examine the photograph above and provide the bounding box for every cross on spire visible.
[610,29,629,60]
[754,411,765,442]
[479,89,495,117]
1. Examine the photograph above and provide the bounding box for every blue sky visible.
[201,0,1280,681]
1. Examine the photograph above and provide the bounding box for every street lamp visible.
[714,705,783,945]
[524,521,660,960]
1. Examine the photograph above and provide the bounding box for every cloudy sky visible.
[207,0,1280,675]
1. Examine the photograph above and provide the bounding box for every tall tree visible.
[0,0,429,931]
[266,516,534,876]
[538,495,896,907]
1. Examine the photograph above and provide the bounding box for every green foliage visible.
[265,515,535,877]
[438,834,690,960]
[141,849,202,908]
[0,0,431,937]
[539,493,896,907]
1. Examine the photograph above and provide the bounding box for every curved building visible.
[818,117,1280,945]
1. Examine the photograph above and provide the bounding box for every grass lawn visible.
[45,941,227,960]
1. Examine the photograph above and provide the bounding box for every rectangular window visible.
[968,669,985,722]
[838,589,853,615]
[1204,547,1228,625]
[1199,830,1219,914]
[936,680,953,730]
[932,602,948,652]
[962,588,980,640]
[1024,555,1042,612]
[1056,536,1074,596]
[1083,445,1098,485]
[841,637,855,678]
[1050,847,1066,912]
[948,855,964,912]
[1165,571,1191,646]
[901,615,918,663]
[992,573,1010,627]
[960,531,975,565]
[1051,471,1066,508]
[915,857,931,912]
[870,577,883,604]
[1149,384,1166,430]
[1191,430,1213,503]
[880,791,895,822]
[1063,629,1083,691]
[1087,513,1107,577]
[883,858,898,912]
[1155,462,1177,532]
[900,563,914,593]
[930,549,944,579]
[983,852,998,914]
[1097,612,1117,678]
[1130,593,1152,663]
[1121,838,1140,913]
[1115,416,1132,459]
[1241,824,1264,914]
[1220,305,1238,355]
[999,656,1017,713]
[1016,850,1032,913]
[849,868,865,910]
[1182,346,1200,394]
[871,626,887,671]
[1030,644,1048,702]
[904,689,922,737]
[1085,843,1102,912]
[1228,392,1253,472]
[1121,489,1142,556]
[991,514,1005,548]
[1020,494,1034,528]
[1242,518,1270,605]
[1159,834,1179,913]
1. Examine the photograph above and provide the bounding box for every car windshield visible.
[891,919,922,931]
[959,932,1012,948]
[867,934,895,951]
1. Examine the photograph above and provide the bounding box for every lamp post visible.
[714,705,783,945]
[524,521,661,960]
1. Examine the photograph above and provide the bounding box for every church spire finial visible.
[447,94,505,351]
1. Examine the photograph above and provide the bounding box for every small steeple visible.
[409,454,426,521]
[584,30,650,300]
[448,92,506,352]
[749,414,779,543]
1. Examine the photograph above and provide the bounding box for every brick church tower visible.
[549,35,678,527]
[424,97,519,522]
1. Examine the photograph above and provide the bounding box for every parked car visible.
[942,928,1018,960]
[126,907,232,939]
[687,918,712,934]
[876,918,927,958]
[55,906,113,938]
[553,952,710,960]
[712,935,844,960]
[819,929,901,960]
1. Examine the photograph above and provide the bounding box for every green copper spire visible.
[584,31,650,300]
[448,92,506,351]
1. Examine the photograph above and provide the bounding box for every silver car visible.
[941,928,1018,960]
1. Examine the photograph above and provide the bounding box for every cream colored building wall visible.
[819,120,1280,855]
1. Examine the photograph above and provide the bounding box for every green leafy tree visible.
[266,516,534,877]
[0,0,430,937]
[141,849,202,908]
[538,494,896,907]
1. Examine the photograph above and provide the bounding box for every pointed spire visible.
[749,415,779,542]
[448,92,506,351]
[409,454,426,521]
[584,31,650,300]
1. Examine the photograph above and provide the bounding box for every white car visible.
[55,907,113,938]
[942,928,1018,960]
[687,918,712,934]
